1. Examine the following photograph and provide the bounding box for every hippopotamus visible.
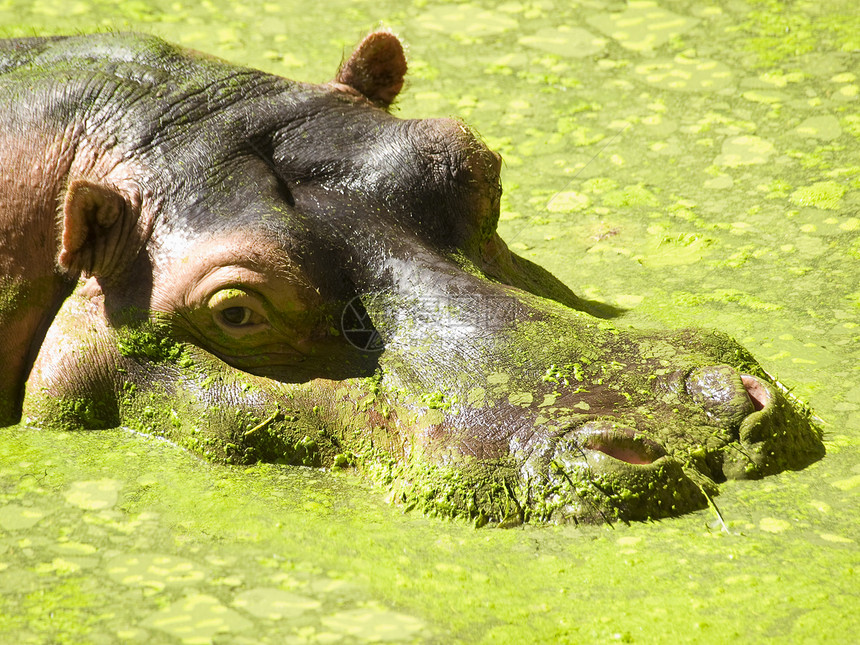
[0,31,823,525]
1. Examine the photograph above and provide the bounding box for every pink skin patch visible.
[741,375,770,412]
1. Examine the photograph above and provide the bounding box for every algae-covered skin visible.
[1,1,858,644]
[4,30,823,526]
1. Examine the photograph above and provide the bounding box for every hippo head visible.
[22,32,823,525]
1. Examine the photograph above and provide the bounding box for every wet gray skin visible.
[1,32,823,525]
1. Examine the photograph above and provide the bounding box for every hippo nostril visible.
[741,375,769,412]
[686,364,755,425]
[587,442,652,465]
[575,425,666,465]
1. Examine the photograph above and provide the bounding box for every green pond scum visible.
[1,0,858,643]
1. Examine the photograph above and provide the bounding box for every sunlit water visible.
[1,1,858,643]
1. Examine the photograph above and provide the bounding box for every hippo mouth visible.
[575,425,667,465]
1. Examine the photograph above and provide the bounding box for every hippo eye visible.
[208,288,269,335]
[220,306,253,326]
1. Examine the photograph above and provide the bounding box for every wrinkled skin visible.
[1,32,823,525]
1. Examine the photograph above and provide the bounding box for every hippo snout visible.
[508,359,823,524]
[723,375,824,480]
[681,365,822,481]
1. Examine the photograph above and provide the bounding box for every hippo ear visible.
[59,179,141,277]
[335,31,407,108]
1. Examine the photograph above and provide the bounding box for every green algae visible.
[795,115,843,141]
[586,2,698,53]
[2,0,860,643]
[789,180,848,210]
[0,275,25,314]
[633,56,733,92]
[601,184,660,208]
[519,26,607,59]
[119,376,330,468]
[672,289,783,313]
[736,0,859,67]
[43,396,118,432]
[546,190,589,213]
[415,4,517,40]
[115,320,192,366]
[714,135,775,167]
[0,428,436,643]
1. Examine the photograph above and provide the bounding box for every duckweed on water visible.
[1,0,859,642]
[789,180,848,210]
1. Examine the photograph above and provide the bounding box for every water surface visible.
[1,1,857,642]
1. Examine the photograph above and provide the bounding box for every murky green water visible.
[1,1,858,642]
